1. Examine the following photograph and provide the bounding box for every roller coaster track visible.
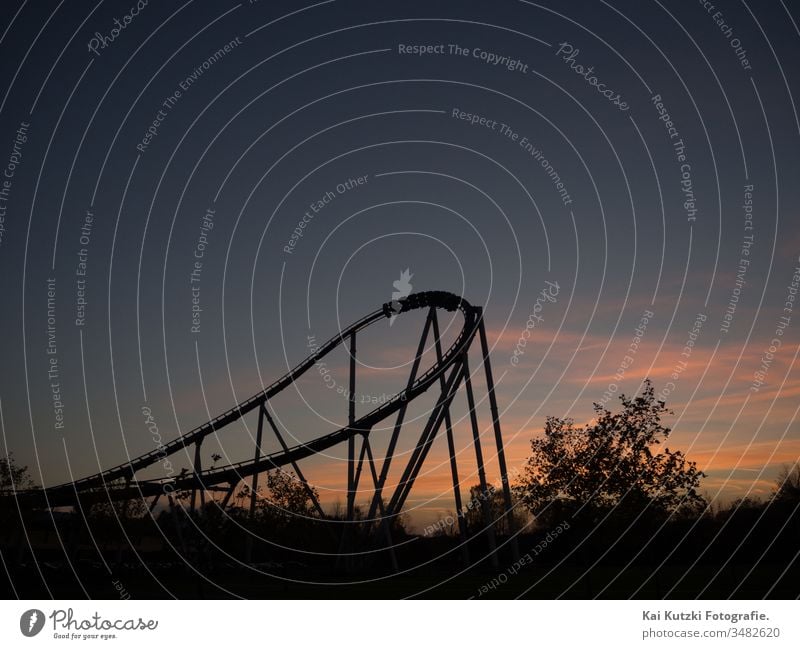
[5,291,518,563]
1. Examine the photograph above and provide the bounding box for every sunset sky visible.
[0,0,798,531]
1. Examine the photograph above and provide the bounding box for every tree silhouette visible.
[0,453,35,490]
[772,462,800,503]
[463,484,530,536]
[264,469,320,520]
[87,478,147,520]
[236,469,321,523]
[514,379,705,526]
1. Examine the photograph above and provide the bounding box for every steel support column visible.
[478,310,519,561]
[249,404,265,519]
[387,358,467,517]
[431,309,470,562]
[262,402,326,518]
[367,309,433,520]
[190,440,202,514]
[463,352,499,569]
[363,438,399,572]
[346,332,357,521]
[220,481,237,510]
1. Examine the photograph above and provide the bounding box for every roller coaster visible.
[4,291,518,564]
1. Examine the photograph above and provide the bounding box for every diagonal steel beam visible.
[386,358,466,517]
[367,308,434,520]
[191,440,203,513]
[249,404,265,519]
[220,481,238,510]
[351,435,368,509]
[463,352,499,568]
[431,309,470,559]
[347,332,357,520]
[477,310,519,561]
[261,402,327,519]
[363,437,399,572]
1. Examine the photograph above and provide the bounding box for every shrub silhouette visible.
[514,379,705,527]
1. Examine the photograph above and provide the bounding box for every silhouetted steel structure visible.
[5,291,518,565]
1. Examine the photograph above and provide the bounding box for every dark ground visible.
[2,510,798,599]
